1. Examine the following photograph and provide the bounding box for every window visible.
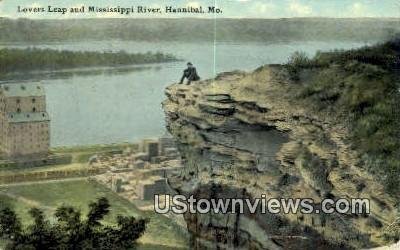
[16,99,20,104]
[33,107,36,112]
[32,98,36,103]
[17,108,21,113]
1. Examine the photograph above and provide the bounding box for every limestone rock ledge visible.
[162,66,398,249]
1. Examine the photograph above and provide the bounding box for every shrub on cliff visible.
[294,38,400,196]
[0,197,148,250]
[285,51,312,81]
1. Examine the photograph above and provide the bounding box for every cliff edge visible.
[163,49,399,249]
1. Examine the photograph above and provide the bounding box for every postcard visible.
[0,0,399,249]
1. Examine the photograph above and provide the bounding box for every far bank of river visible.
[0,47,178,74]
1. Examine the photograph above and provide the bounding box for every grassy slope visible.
[0,180,189,249]
[286,38,400,196]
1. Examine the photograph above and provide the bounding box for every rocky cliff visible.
[163,65,399,249]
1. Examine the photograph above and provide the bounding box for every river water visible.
[0,40,369,147]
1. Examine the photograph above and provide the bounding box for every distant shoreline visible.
[0,47,179,75]
[0,61,179,82]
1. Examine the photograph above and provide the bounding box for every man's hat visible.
[187,62,193,66]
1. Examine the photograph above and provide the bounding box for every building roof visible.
[0,82,45,97]
[7,112,50,123]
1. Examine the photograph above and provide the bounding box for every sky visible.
[0,0,399,19]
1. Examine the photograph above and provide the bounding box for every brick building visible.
[0,82,50,158]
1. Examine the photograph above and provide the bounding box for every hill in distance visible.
[0,17,399,42]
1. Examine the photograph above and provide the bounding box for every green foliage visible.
[87,197,110,227]
[313,39,400,71]
[294,38,400,196]
[0,207,22,238]
[285,51,312,81]
[297,67,342,110]
[0,197,148,250]
[287,51,310,66]
[0,48,178,73]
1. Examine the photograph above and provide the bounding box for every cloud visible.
[187,1,201,8]
[347,2,370,17]
[0,1,6,17]
[249,1,276,16]
[288,0,312,16]
[30,2,42,8]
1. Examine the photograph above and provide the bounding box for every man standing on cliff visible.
[179,62,200,85]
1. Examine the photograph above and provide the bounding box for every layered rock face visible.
[163,66,398,249]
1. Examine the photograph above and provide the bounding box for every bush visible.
[294,38,400,197]
[0,197,148,250]
[285,51,311,81]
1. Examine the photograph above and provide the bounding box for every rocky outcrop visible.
[163,66,399,249]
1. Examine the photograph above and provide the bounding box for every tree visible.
[0,207,21,238]
[0,197,148,250]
